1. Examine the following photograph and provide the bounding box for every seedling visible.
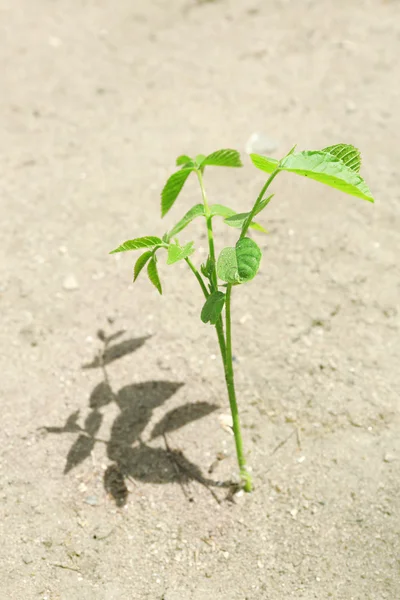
[111,144,374,492]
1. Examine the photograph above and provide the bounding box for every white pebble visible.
[63,275,79,291]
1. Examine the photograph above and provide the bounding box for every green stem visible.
[196,168,251,489]
[185,257,209,299]
[240,168,280,240]
[224,284,252,492]
[196,170,218,292]
[196,168,227,358]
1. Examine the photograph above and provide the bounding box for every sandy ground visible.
[1,0,400,598]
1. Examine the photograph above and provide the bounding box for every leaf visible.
[133,251,152,281]
[322,143,361,172]
[167,241,195,265]
[166,204,205,240]
[195,154,206,167]
[200,255,213,279]
[210,204,236,218]
[150,402,219,439]
[251,150,374,202]
[217,238,262,284]
[224,213,267,233]
[201,291,226,324]
[201,149,242,168]
[255,194,274,215]
[147,258,162,294]
[210,204,266,232]
[176,154,192,166]
[235,238,262,281]
[161,167,194,217]
[250,153,279,174]
[110,236,162,254]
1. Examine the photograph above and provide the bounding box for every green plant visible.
[111,143,374,492]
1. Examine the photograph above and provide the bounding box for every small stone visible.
[290,508,298,519]
[84,495,98,506]
[219,414,233,434]
[297,456,306,463]
[245,132,278,155]
[345,100,357,113]
[383,453,396,463]
[239,313,252,324]
[58,246,68,255]
[63,275,79,291]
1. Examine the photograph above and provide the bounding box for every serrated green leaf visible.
[201,149,242,168]
[110,236,162,254]
[133,251,152,282]
[217,238,262,284]
[250,153,279,174]
[210,204,265,232]
[176,154,192,166]
[147,258,162,294]
[167,241,195,265]
[161,167,193,217]
[201,291,226,325]
[322,144,361,172]
[224,213,267,233]
[251,151,374,202]
[166,204,205,240]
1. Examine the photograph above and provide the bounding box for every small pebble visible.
[345,100,357,113]
[245,132,278,155]
[383,453,396,463]
[63,274,79,291]
[84,495,98,506]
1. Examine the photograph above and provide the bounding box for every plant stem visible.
[185,257,209,299]
[196,168,251,489]
[196,169,227,358]
[224,284,252,491]
[196,170,218,292]
[240,168,280,240]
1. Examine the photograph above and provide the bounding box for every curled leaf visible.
[217,238,262,284]
[322,143,361,172]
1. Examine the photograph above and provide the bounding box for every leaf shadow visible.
[42,329,229,505]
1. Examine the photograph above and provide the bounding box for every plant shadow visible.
[43,329,230,505]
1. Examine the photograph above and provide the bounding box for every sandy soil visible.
[1,0,400,598]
